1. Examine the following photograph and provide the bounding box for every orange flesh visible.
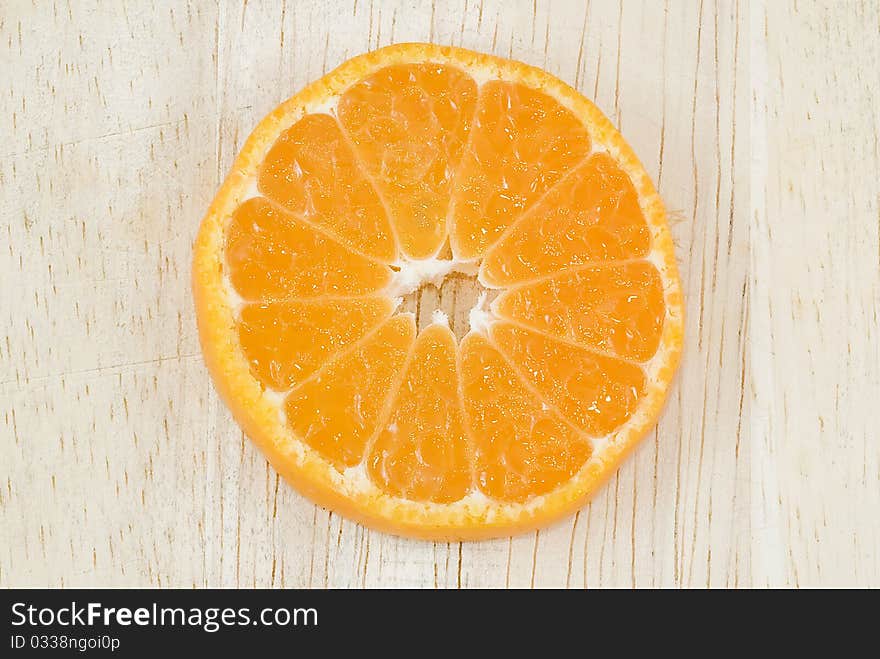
[238,298,393,391]
[459,334,592,502]
[450,81,592,260]
[480,152,651,286]
[368,324,471,503]
[489,322,646,436]
[285,315,416,469]
[338,64,477,259]
[258,113,397,262]
[220,62,667,506]
[492,261,665,362]
[226,198,391,300]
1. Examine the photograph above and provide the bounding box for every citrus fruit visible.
[193,43,683,540]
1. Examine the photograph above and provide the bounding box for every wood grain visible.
[750,0,880,587]
[2,0,877,588]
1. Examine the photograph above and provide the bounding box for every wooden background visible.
[2,0,878,588]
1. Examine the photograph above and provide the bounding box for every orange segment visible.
[367,324,472,503]
[238,297,393,391]
[285,315,416,469]
[450,81,592,260]
[258,113,397,262]
[226,197,391,300]
[338,64,478,258]
[481,153,651,286]
[493,261,665,362]
[459,334,592,502]
[490,322,646,437]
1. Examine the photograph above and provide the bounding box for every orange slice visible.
[193,44,683,539]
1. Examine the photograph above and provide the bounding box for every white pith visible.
[467,292,494,336]
[385,257,477,295]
